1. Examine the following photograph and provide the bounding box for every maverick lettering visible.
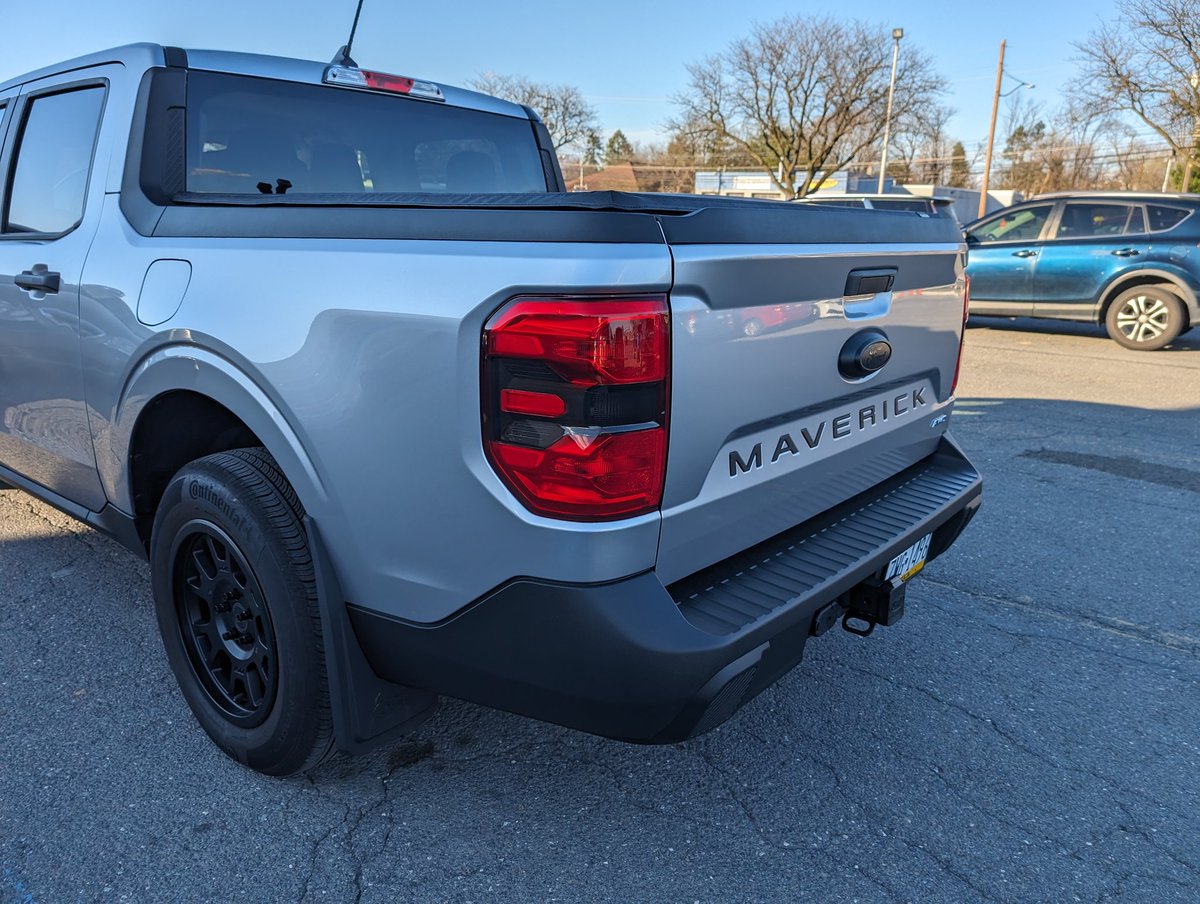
[729,387,928,477]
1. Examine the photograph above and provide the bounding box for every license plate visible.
[884,533,931,583]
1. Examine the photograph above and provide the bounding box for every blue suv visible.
[964,192,1200,349]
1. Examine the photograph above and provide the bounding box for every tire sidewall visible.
[151,458,323,774]
[1105,287,1185,351]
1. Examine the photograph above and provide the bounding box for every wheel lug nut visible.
[222,630,238,641]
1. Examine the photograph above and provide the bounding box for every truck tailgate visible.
[657,209,965,584]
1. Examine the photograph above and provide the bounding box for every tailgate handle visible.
[844,268,897,298]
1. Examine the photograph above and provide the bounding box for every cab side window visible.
[4,86,105,235]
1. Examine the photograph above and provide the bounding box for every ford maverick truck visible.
[0,45,980,774]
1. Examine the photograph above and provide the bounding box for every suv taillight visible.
[950,275,970,396]
[482,296,669,520]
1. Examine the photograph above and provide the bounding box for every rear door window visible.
[4,86,106,234]
[1147,204,1191,233]
[1054,202,1140,239]
[969,204,1053,243]
[185,72,547,196]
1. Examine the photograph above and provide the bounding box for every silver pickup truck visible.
[0,44,981,775]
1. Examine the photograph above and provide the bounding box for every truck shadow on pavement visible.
[0,394,1197,902]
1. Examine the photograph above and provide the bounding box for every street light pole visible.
[877,28,904,194]
[978,40,1006,219]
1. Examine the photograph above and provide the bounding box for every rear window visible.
[185,72,547,195]
[869,198,933,214]
[1147,204,1191,233]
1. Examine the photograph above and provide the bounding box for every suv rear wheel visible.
[1105,286,1186,350]
[150,447,334,775]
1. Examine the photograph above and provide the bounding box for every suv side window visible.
[969,204,1053,243]
[1054,202,1139,239]
[1147,204,1191,233]
[4,86,105,235]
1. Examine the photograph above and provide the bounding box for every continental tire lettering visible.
[729,443,763,477]
[188,479,247,532]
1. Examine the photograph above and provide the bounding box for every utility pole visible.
[877,28,904,194]
[1184,72,1200,192]
[978,40,1006,219]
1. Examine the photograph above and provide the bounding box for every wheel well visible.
[1098,275,1186,323]
[129,391,263,548]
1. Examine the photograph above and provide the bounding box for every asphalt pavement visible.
[1,318,1198,903]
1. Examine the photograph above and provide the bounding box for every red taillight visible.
[487,299,667,385]
[483,296,669,521]
[950,275,970,396]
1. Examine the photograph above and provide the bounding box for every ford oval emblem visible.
[858,339,892,372]
[839,329,893,380]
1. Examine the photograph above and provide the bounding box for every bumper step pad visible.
[668,444,981,636]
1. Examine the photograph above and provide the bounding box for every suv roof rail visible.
[1030,190,1200,202]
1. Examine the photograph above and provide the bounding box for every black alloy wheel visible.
[173,523,277,726]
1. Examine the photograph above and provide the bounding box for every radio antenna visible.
[331,0,366,67]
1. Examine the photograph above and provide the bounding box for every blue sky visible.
[3,0,1119,155]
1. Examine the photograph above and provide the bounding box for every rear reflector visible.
[483,296,670,521]
[500,388,568,418]
[323,65,445,102]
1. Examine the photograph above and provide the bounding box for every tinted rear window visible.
[1147,204,1191,233]
[185,72,547,195]
[870,199,932,214]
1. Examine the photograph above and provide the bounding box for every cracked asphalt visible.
[1,317,1198,903]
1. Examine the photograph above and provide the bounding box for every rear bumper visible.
[350,435,981,743]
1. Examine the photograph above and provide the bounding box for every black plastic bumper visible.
[349,436,981,743]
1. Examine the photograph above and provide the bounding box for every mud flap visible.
[305,517,437,755]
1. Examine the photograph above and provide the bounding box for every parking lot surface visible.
[1,318,1198,903]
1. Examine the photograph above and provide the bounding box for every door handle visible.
[1111,248,1140,257]
[1012,249,1038,258]
[14,264,61,294]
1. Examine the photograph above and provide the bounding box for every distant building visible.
[694,169,888,199]
[692,168,1022,221]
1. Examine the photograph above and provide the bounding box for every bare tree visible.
[673,15,947,198]
[996,94,1118,194]
[887,101,955,184]
[469,72,598,152]
[1075,0,1200,183]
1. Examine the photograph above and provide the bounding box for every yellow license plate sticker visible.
[885,534,931,583]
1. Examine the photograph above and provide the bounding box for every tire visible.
[150,447,334,775]
[742,317,763,337]
[1104,286,1186,350]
